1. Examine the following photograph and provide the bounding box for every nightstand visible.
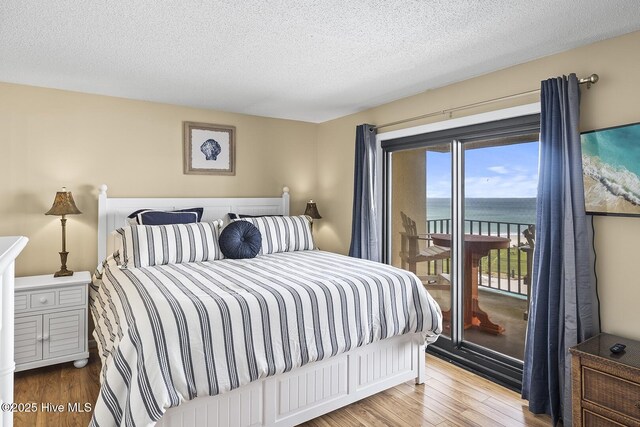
[570,333,640,426]
[14,271,90,372]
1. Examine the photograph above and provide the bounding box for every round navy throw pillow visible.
[219,221,262,259]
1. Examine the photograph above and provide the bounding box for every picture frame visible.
[183,121,236,175]
[581,121,640,217]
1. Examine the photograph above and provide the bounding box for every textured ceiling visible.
[1,1,639,122]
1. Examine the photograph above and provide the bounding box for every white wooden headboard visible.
[97,184,290,265]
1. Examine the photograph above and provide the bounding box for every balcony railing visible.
[425,218,534,296]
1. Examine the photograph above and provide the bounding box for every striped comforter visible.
[90,250,442,426]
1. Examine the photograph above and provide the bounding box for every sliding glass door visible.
[383,115,540,389]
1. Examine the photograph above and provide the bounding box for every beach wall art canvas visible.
[183,122,235,175]
[581,122,640,216]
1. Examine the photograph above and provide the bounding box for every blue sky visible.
[426,141,539,198]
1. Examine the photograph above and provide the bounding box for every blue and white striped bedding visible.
[90,250,442,427]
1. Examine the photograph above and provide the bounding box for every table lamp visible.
[45,187,82,277]
[304,200,322,231]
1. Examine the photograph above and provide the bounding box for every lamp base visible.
[54,251,74,277]
[54,268,74,277]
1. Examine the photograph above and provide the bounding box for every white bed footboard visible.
[157,333,426,427]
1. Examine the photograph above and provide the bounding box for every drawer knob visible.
[39,297,48,304]
[37,335,43,342]
[42,334,50,341]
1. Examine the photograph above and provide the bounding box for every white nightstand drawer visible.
[30,291,55,309]
[14,293,29,311]
[15,286,87,314]
[58,287,85,306]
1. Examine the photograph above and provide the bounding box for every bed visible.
[91,185,442,427]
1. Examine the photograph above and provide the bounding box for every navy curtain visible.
[522,74,599,426]
[348,124,380,261]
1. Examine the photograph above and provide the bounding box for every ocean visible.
[426,197,536,235]
[581,125,640,208]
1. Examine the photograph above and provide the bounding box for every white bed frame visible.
[97,184,427,427]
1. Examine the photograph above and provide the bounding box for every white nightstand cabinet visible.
[14,271,90,372]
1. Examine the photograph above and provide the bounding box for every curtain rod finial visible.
[580,74,599,88]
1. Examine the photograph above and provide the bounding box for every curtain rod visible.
[373,73,599,131]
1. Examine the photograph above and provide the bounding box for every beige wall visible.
[0,83,317,277]
[316,31,640,340]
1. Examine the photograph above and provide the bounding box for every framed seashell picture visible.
[183,121,236,175]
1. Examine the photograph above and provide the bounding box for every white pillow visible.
[115,220,223,268]
[233,215,315,255]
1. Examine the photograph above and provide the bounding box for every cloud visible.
[487,166,509,174]
[464,174,538,198]
[427,174,538,198]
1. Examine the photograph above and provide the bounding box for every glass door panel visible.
[388,144,452,338]
[461,136,539,361]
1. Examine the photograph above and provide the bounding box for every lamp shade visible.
[45,187,82,216]
[304,200,322,219]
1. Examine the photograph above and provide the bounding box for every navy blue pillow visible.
[227,213,282,219]
[127,208,204,225]
[219,221,262,259]
[136,211,198,225]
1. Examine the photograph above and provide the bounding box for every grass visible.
[481,246,530,279]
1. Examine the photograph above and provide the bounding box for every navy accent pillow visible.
[219,221,262,259]
[227,213,282,219]
[136,211,198,225]
[128,207,204,223]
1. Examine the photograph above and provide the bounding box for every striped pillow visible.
[116,220,223,268]
[233,215,315,254]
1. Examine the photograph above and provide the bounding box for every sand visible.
[583,175,640,215]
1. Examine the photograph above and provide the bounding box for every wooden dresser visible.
[571,333,640,426]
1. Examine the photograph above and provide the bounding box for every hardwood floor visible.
[301,355,551,427]
[12,350,550,426]
[13,350,101,427]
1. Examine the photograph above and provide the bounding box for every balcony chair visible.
[399,212,451,288]
[521,225,535,320]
